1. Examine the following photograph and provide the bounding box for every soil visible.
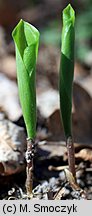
[0,141,92,200]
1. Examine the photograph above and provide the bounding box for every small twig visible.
[25,138,35,198]
[48,165,77,171]
[85,167,92,172]
[8,197,18,200]
[53,187,66,200]
[66,136,76,179]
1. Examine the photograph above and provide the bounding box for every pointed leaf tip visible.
[12,19,23,38]
[63,4,75,26]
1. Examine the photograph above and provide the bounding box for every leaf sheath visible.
[59,4,75,138]
[12,19,40,139]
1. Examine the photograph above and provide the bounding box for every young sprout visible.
[59,4,76,178]
[12,19,40,197]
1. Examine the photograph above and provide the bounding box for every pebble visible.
[49,177,58,191]
[76,170,83,179]
[59,171,66,181]
[77,179,85,187]
[71,191,80,199]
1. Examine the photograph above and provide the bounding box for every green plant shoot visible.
[59,4,75,138]
[12,19,40,139]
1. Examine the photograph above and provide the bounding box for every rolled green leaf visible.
[12,19,40,139]
[59,4,75,138]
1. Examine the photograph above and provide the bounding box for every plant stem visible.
[66,136,76,179]
[25,138,35,198]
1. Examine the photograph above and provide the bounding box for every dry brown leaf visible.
[46,83,92,143]
[64,169,87,199]
[0,55,16,80]
[0,112,26,175]
[74,62,90,81]
[78,74,92,97]
[38,141,66,159]
[37,89,59,118]
[75,148,92,162]
[0,74,22,121]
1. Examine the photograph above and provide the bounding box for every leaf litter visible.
[0,39,92,199]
